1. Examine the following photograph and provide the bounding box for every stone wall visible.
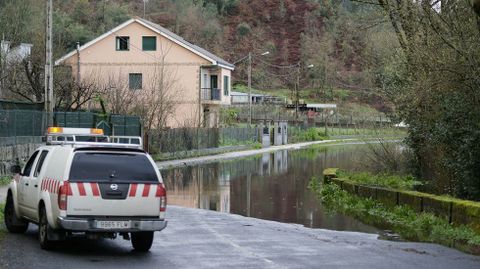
[0,138,43,176]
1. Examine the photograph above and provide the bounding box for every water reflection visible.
[161,145,381,234]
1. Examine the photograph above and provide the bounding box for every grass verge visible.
[0,176,12,186]
[309,178,480,255]
[153,142,262,162]
[336,170,422,191]
[0,202,5,239]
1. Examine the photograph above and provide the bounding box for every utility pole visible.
[45,0,54,127]
[76,42,81,84]
[233,51,268,127]
[295,62,300,122]
[248,52,252,127]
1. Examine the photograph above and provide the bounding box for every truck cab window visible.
[22,151,39,177]
[34,151,49,177]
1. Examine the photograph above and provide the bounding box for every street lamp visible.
[233,51,270,127]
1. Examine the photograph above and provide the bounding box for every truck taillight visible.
[156,183,167,212]
[58,182,71,210]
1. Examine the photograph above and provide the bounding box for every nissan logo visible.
[110,184,118,191]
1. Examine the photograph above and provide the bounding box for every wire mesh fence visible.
[219,127,259,146]
[233,105,393,128]
[148,127,260,157]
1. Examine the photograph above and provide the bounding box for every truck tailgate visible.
[66,182,161,216]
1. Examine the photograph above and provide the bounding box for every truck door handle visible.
[25,183,29,186]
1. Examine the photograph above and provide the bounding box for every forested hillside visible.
[0,0,395,112]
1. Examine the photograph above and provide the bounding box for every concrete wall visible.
[323,169,480,233]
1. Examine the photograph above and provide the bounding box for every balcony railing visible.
[201,88,221,101]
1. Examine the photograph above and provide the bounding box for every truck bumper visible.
[57,216,167,232]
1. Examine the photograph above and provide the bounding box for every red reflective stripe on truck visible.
[142,184,150,197]
[77,182,86,196]
[129,183,138,197]
[90,183,100,196]
[66,182,73,196]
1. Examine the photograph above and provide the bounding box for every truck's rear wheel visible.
[4,193,28,233]
[131,231,154,252]
[39,206,54,250]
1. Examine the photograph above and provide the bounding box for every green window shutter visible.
[129,73,142,90]
[142,36,156,51]
[223,75,229,96]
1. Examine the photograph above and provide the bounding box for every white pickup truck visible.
[3,127,167,251]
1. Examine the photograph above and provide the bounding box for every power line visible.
[255,57,298,69]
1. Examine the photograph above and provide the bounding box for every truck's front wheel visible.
[131,231,154,252]
[39,206,54,250]
[4,193,28,233]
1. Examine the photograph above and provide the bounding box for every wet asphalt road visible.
[1,206,480,269]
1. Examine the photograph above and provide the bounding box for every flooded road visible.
[161,144,383,234]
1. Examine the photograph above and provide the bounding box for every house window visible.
[142,36,156,51]
[203,74,208,88]
[223,75,230,96]
[129,73,142,90]
[116,36,129,51]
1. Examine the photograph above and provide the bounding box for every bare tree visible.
[102,70,138,115]
[55,68,108,111]
[0,57,43,102]
[134,66,179,132]
[131,41,180,133]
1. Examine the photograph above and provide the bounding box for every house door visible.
[210,75,219,100]
[210,75,218,89]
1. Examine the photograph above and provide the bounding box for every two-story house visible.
[55,17,234,128]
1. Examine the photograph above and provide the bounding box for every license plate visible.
[96,221,131,229]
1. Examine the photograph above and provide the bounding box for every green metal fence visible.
[0,110,142,139]
[0,110,46,137]
[110,115,142,136]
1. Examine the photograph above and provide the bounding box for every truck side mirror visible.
[10,165,21,174]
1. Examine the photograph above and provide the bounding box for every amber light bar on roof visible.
[47,127,104,135]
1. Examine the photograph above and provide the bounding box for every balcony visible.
[201,88,221,103]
